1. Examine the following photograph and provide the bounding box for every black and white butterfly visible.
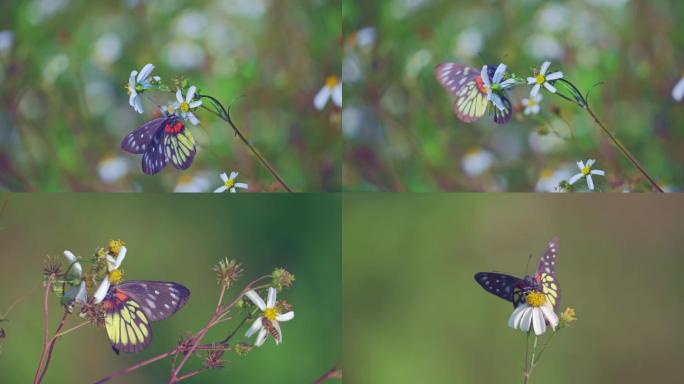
[474,237,560,309]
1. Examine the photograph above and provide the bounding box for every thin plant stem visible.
[584,106,663,192]
[36,310,70,383]
[1,285,38,320]
[33,278,54,384]
[93,350,177,384]
[531,332,555,367]
[198,94,293,192]
[523,332,530,384]
[313,364,342,384]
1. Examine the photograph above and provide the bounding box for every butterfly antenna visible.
[524,254,533,275]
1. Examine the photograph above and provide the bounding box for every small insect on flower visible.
[672,72,684,102]
[127,63,160,114]
[435,62,515,124]
[244,287,294,347]
[522,93,542,115]
[121,111,197,175]
[527,61,563,97]
[213,171,248,193]
[474,237,561,311]
[568,159,605,191]
[314,75,342,110]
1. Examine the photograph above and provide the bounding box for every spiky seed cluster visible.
[42,256,63,279]
[272,268,295,291]
[233,342,252,356]
[203,349,226,369]
[213,258,243,288]
[108,239,125,256]
[176,334,194,354]
[81,298,106,327]
[276,300,293,313]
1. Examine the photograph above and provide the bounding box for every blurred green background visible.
[342,0,684,191]
[0,193,341,382]
[343,194,684,383]
[0,0,341,192]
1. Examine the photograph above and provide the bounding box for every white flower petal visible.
[533,308,545,335]
[188,100,202,109]
[63,251,82,278]
[568,172,583,185]
[187,112,200,126]
[255,328,268,346]
[75,281,88,304]
[235,183,248,189]
[245,317,263,337]
[490,93,505,111]
[586,174,595,190]
[106,246,126,271]
[508,305,527,329]
[229,171,239,179]
[313,86,331,110]
[672,77,684,102]
[134,96,144,114]
[543,82,557,93]
[492,63,506,84]
[220,172,229,182]
[527,77,537,84]
[186,86,197,102]
[540,303,558,330]
[576,160,585,170]
[93,275,111,303]
[500,78,516,89]
[530,83,541,97]
[129,70,138,87]
[230,188,236,193]
[214,186,228,193]
[276,311,294,322]
[520,307,533,332]
[331,83,343,107]
[586,159,595,168]
[591,169,605,176]
[480,65,491,87]
[266,287,277,308]
[176,88,184,103]
[137,63,154,82]
[546,71,563,81]
[540,61,551,75]
[245,290,266,311]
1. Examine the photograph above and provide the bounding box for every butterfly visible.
[101,281,190,353]
[435,62,512,124]
[121,114,197,175]
[474,237,560,310]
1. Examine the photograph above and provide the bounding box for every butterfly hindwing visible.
[121,117,166,154]
[474,272,529,307]
[141,129,167,175]
[164,126,196,170]
[115,281,191,322]
[103,291,152,354]
[535,237,560,310]
[493,94,512,125]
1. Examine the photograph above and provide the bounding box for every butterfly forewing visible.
[116,281,190,322]
[141,129,167,175]
[535,237,561,310]
[121,117,166,154]
[474,272,529,307]
[436,63,489,123]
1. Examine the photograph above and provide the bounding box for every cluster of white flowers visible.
[62,246,127,306]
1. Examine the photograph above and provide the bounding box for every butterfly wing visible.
[435,63,488,123]
[535,237,561,310]
[102,290,152,353]
[116,281,191,322]
[121,117,166,154]
[163,124,196,170]
[492,93,512,125]
[474,272,530,308]
[141,129,167,175]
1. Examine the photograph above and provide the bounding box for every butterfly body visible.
[121,114,196,175]
[474,237,560,310]
[435,62,512,124]
[102,281,190,353]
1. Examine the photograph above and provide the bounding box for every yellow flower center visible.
[109,269,124,284]
[224,178,235,189]
[581,165,591,176]
[325,75,339,89]
[263,307,278,321]
[108,239,124,256]
[180,101,190,113]
[526,291,545,307]
[535,74,546,84]
[527,98,537,107]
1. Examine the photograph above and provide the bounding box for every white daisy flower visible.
[173,86,202,125]
[672,72,684,102]
[127,63,160,114]
[534,167,572,192]
[93,246,127,303]
[62,250,83,279]
[214,171,248,193]
[97,156,129,184]
[244,287,294,346]
[461,147,495,177]
[480,63,516,111]
[314,76,342,110]
[508,291,559,336]
[527,61,563,97]
[522,93,542,115]
[63,251,87,305]
[569,159,605,191]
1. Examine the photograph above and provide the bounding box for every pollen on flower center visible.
[108,239,124,255]
[109,268,124,284]
[526,291,545,307]
[224,178,235,189]
[325,75,339,89]
[180,101,190,113]
[263,307,278,321]
[535,74,546,84]
[581,166,590,176]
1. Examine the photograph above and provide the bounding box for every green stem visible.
[199,94,293,192]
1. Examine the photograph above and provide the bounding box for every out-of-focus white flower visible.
[92,33,122,64]
[63,250,83,279]
[214,171,248,193]
[350,27,376,49]
[244,287,294,346]
[174,173,212,193]
[527,61,564,97]
[461,147,495,177]
[525,34,563,61]
[522,93,542,115]
[455,27,483,58]
[672,73,684,102]
[98,156,129,184]
[63,250,87,305]
[535,167,572,192]
[508,291,559,336]
[127,63,159,114]
[0,30,14,57]
[43,54,69,84]
[173,86,202,125]
[569,159,605,191]
[314,76,342,110]
[480,64,516,111]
